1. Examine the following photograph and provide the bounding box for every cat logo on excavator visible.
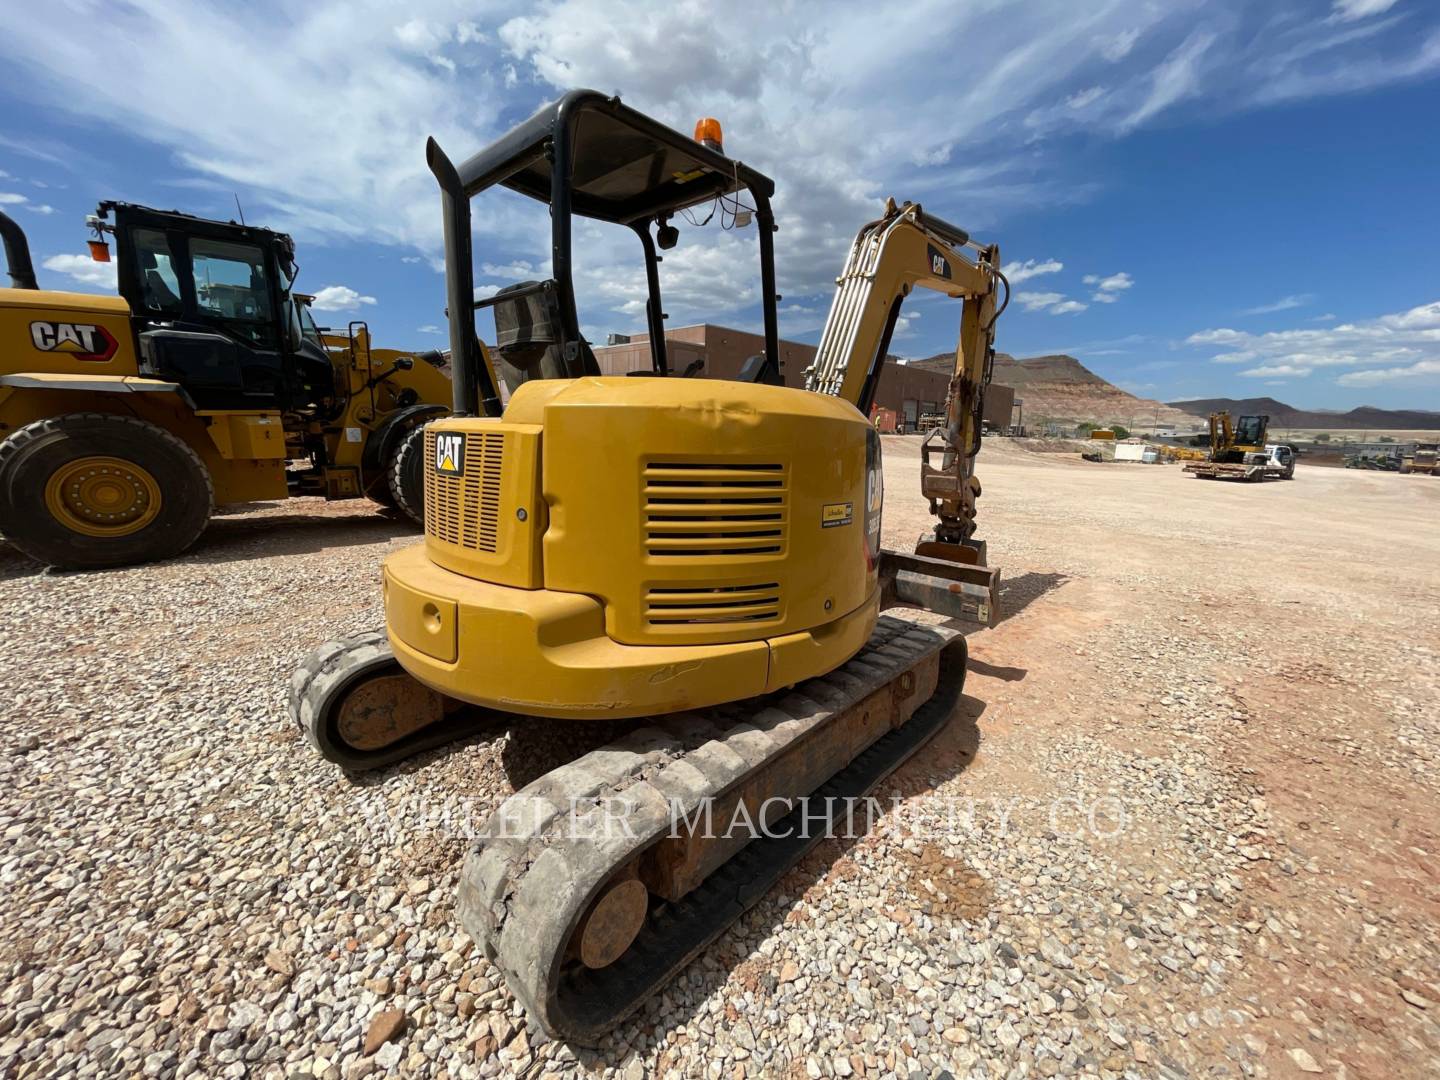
[29,321,118,362]
[434,432,465,475]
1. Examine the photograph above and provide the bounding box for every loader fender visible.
[361,403,447,481]
[0,372,191,403]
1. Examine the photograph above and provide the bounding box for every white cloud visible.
[1084,271,1133,292]
[1189,297,1440,386]
[1121,30,1217,132]
[1337,358,1440,385]
[1004,258,1063,285]
[1241,293,1313,315]
[41,253,117,289]
[1331,0,1399,22]
[1082,270,1132,304]
[400,255,424,264]
[1101,28,1141,62]
[1,0,1437,350]
[417,324,442,334]
[1240,363,1312,378]
[1017,291,1066,312]
[0,192,27,204]
[1313,312,1337,322]
[309,285,377,311]
[25,203,56,215]
[1017,291,1087,315]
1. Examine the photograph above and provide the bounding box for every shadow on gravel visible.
[561,690,988,1065]
[187,511,421,562]
[0,511,419,580]
[997,570,1068,620]
[968,658,1027,682]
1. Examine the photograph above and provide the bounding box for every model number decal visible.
[821,502,853,528]
[29,321,119,362]
[434,432,465,475]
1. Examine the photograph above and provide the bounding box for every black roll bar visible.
[426,137,502,417]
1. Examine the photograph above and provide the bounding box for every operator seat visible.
[142,250,182,313]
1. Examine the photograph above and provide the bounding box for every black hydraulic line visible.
[857,294,906,417]
[633,222,668,374]
[0,210,39,290]
[752,188,781,381]
[426,137,502,417]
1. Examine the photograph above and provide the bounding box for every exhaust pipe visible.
[0,209,39,290]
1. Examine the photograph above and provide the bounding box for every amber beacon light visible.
[693,117,724,153]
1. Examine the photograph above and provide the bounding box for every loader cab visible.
[98,202,337,413]
[426,90,782,416]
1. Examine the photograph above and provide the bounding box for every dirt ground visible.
[2,435,1437,1078]
[880,435,1440,1076]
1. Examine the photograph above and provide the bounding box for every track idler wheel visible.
[290,631,483,771]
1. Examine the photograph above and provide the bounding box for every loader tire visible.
[387,425,426,526]
[0,413,212,570]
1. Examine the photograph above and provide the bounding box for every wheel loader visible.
[0,203,452,570]
[292,90,1009,1044]
[1400,441,1438,475]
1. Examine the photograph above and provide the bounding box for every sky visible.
[1,0,1438,411]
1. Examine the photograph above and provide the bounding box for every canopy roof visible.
[452,89,776,225]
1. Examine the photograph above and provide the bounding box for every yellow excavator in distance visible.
[292,91,1009,1044]
[0,203,451,569]
[1184,411,1295,481]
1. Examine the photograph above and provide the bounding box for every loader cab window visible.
[189,238,276,347]
[132,229,183,315]
[296,300,323,348]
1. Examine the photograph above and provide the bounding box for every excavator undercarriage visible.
[292,90,1007,1044]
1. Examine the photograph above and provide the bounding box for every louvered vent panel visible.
[641,462,788,559]
[424,430,505,552]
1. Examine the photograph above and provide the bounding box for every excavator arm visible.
[806,199,1008,559]
[806,200,1009,624]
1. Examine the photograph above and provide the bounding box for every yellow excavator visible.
[292,91,1008,1043]
[0,203,451,569]
[1184,411,1295,481]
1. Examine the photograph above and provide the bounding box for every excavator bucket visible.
[881,548,1001,627]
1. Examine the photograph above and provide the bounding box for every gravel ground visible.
[1,441,1437,1079]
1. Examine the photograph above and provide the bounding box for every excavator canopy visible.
[451,89,774,225]
[428,90,781,416]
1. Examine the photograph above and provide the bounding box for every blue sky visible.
[2,0,1438,410]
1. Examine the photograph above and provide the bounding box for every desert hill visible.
[1167,397,1440,430]
[907,352,1198,429]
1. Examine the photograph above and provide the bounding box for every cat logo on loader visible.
[29,321,119,362]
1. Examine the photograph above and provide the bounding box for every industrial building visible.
[593,324,1016,432]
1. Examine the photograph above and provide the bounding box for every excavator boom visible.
[808,200,1008,612]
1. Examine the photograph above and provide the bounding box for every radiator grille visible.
[642,462,788,558]
[424,429,505,552]
[644,582,782,626]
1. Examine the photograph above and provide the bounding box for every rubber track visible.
[457,614,968,1044]
[290,632,483,772]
